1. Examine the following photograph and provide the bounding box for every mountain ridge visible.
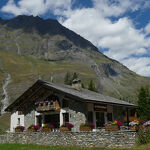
[0,15,98,52]
[0,15,150,113]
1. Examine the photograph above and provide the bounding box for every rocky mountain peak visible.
[0,15,98,51]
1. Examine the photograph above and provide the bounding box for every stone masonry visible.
[0,131,137,148]
[69,100,87,132]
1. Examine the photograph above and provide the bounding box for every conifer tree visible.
[137,86,150,121]
[72,72,78,81]
[64,72,71,85]
[88,80,97,92]
[81,83,85,88]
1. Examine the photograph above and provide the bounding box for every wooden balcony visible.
[35,101,60,112]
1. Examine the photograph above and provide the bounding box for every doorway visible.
[44,114,59,128]
[36,115,42,127]
[96,112,105,128]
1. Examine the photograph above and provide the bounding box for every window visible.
[87,111,93,123]
[36,116,42,127]
[130,109,135,117]
[17,118,20,125]
[50,101,53,105]
[62,99,69,108]
[63,113,69,123]
[107,113,113,121]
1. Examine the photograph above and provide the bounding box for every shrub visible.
[137,130,150,145]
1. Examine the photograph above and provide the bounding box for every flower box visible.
[130,125,139,131]
[80,126,92,131]
[41,128,52,132]
[28,125,40,132]
[105,125,120,131]
[15,128,23,132]
[15,126,25,132]
[59,127,71,132]
[28,128,36,132]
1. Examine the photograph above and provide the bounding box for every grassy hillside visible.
[0,50,97,103]
[0,113,10,130]
[0,50,150,105]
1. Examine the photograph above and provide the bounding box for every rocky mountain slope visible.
[0,15,150,113]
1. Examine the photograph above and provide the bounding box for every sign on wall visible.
[94,104,107,112]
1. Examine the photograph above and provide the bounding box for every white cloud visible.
[62,9,149,61]
[145,22,150,35]
[1,0,72,16]
[93,0,149,17]
[122,57,150,76]
[1,0,150,76]
[60,0,150,76]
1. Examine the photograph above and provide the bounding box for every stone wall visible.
[24,108,35,128]
[69,100,87,132]
[0,131,137,148]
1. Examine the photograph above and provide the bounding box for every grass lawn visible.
[0,144,150,150]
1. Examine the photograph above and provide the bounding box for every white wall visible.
[60,108,69,126]
[10,111,24,132]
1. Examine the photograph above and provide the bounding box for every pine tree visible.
[88,80,97,92]
[64,72,71,85]
[81,83,85,88]
[137,86,150,121]
[72,72,78,81]
[64,72,79,85]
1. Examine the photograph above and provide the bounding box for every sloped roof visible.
[43,81,137,107]
[5,80,138,111]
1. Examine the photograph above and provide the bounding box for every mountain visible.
[0,15,150,113]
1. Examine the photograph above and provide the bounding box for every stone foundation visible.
[0,130,137,148]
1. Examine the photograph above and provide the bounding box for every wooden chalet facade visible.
[5,80,138,132]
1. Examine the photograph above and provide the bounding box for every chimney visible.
[72,78,82,91]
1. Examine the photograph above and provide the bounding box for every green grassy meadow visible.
[0,144,150,150]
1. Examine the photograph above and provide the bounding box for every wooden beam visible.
[14,85,44,111]
[126,108,129,127]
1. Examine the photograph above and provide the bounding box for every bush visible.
[137,130,150,145]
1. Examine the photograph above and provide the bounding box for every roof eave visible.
[5,80,44,112]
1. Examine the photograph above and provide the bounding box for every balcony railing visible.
[35,101,60,112]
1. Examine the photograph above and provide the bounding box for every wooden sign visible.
[94,104,107,112]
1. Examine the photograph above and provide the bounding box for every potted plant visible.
[41,124,54,132]
[28,125,40,132]
[143,120,150,130]
[15,126,25,132]
[80,122,95,131]
[59,122,74,132]
[104,120,122,131]
[129,120,140,131]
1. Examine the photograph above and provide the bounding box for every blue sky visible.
[0,0,150,77]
